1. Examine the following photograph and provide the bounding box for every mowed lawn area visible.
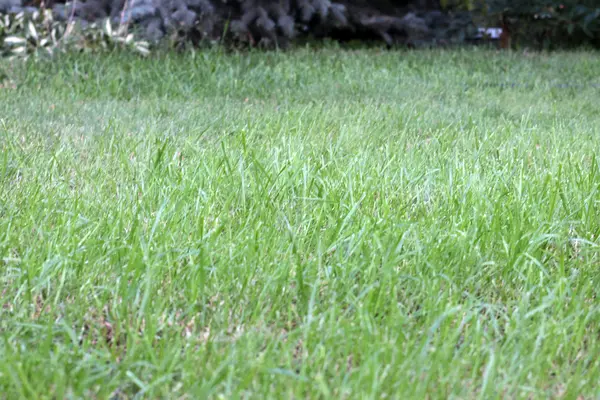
[1,49,600,398]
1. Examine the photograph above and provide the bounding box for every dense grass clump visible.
[1,49,600,398]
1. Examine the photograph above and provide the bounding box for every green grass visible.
[1,48,600,399]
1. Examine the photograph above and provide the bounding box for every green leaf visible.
[11,45,27,53]
[4,36,27,45]
[104,18,112,36]
[27,21,38,41]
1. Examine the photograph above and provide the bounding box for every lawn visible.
[1,48,600,399]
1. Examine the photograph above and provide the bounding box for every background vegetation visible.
[1,0,600,57]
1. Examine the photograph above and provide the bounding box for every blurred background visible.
[2,0,600,56]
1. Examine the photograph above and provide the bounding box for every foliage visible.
[1,10,149,58]
[1,0,600,52]
[475,0,600,48]
[1,0,480,56]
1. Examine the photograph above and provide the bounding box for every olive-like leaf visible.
[28,21,38,41]
[105,19,112,36]
[12,45,27,53]
[4,36,27,45]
